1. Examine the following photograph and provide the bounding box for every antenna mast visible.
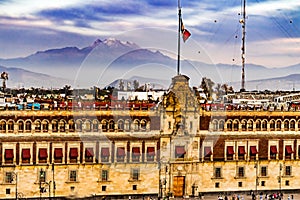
[240,0,246,91]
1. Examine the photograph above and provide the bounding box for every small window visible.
[131,168,139,181]
[132,185,137,190]
[168,121,171,129]
[238,167,244,178]
[102,186,106,191]
[215,182,220,188]
[285,166,292,176]
[69,170,77,182]
[238,182,243,187]
[261,181,265,187]
[6,188,10,194]
[175,146,185,158]
[101,170,109,181]
[70,186,75,191]
[261,166,267,177]
[5,172,13,183]
[214,167,221,178]
[285,180,290,186]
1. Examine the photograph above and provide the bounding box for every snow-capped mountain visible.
[0,38,300,90]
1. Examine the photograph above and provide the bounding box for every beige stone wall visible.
[0,163,159,199]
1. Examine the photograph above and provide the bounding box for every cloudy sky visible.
[0,0,299,68]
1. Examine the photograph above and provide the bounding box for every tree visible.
[133,80,139,91]
[215,83,222,99]
[119,80,124,91]
[200,77,215,100]
[221,84,228,94]
[63,85,71,96]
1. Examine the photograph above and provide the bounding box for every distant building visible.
[117,91,165,101]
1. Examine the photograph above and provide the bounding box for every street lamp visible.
[39,169,46,200]
[11,172,18,200]
[254,162,259,195]
[278,164,282,194]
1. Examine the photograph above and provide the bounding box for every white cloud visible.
[0,0,92,17]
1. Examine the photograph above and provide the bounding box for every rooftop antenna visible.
[240,0,246,92]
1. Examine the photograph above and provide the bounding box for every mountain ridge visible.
[0,38,300,90]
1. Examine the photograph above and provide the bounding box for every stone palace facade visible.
[1,75,300,199]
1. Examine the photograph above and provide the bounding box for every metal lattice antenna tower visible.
[240,0,246,92]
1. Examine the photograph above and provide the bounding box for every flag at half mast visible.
[180,18,191,42]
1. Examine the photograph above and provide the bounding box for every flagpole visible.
[177,0,181,75]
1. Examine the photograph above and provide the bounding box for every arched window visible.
[290,120,295,131]
[42,120,49,133]
[75,120,83,132]
[133,119,140,131]
[212,120,218,131]
[52,120,58,133]
[118,120,124,131]
[284,120,289,131]
[270,120,275,131]
[124,120,131,131]
[219,120,225,131]
[233,120,239,131]
[256,120,261,131]
[25,121,32,132]
[59,120,66,132]
[241,120,247,131]
[226,120,232,131]
[101,120,108,132]
[276,120,281,131]
[109,120,115,131]
[35,120,41,132]
[262,120,267,131]
[85,120,92,132]
[92,120,99,132]
[0,120,6,133]
[247,120,253,131]
[18,121,24,132]
[69,120,75,132]
[7,120,14,133]
[140,120,147,131]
